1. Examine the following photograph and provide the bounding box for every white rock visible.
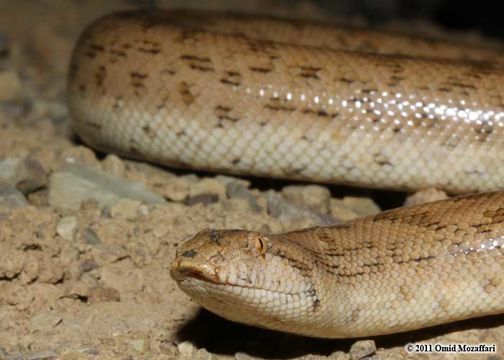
[56,216,78,241]
[189,178,227,200]
[177,341,195,358]
[30,312,63,333]
[282,185,331,213]
[48,163,165,210]
[343,197,380,217]
[349,340,376,360]
[405,188,448,206]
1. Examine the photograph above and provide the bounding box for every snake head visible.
[170,228,323,336]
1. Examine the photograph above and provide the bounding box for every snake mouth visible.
[177,268,217,283]
[179,271,307,297]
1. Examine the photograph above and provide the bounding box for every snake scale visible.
[68,11,504,338]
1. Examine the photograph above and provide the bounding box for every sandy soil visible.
[0,1,503,359]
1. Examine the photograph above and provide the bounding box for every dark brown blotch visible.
[177,81,195,105]
[130,72,148,96]
[174,29,200,44]
[396,255,436,265]
[298,66,321,80]
[264,97,296,112]
[94,66,107,89]
[180,54,214,72]
[110,49,127,58]
[249,66,272,74]
[214,105,239,122]
[136,40,162,55]
[301,108,339,119]
[156,95,170,111]
[338,77,354,84]
[220,71,242,86]
[373,152,392,166]
[89,43,105,52]
[142,125,156,139]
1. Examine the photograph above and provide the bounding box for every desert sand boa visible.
[68,10,504,338]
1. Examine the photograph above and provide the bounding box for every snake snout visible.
[170,255,219,283]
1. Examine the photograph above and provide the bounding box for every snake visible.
[67,10,504,338]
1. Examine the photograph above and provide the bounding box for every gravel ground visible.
[0,1,503,359]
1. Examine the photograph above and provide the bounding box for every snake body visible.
[68,11,504,193]
[68,11,504,338]
[171,192,504,338]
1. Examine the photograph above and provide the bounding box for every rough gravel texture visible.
[0,1,502,359]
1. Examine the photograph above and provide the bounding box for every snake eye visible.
[254,236,267,256]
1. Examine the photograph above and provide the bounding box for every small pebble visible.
[56,216,78,241]
[78,347,100,355]
[0,248,23,279]
[282,185,331,214]
[189,178,227,200]
[186,193,219,206]
[226,180,261,212]
[0,156,45,195]
[94,243,128,264]
[328,351,351,360]
[215,175,250,187]
[0,184,28,209]
[83,228,102,245]
[30,312,63,333]
[27,350,58,360]
[343,197,380,217]
[26,188,49,207]
[193,348,217,360]
[59,146,100,167]
[87,286,120,303]
[159,177,191,202]
[329,198,359,221]
[266,191,338,226]
[101,154,126,177]
[177,341,195,358]
[15,157,47,193]
[235,353,263,360]
[405,188,448,206]
[349,340,376,360]
[80,259,99,272]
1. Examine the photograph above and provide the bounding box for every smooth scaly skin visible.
[172,192,504,338]
[68,11,504,193]
[114,10,504,62]
[67,11,504,337]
